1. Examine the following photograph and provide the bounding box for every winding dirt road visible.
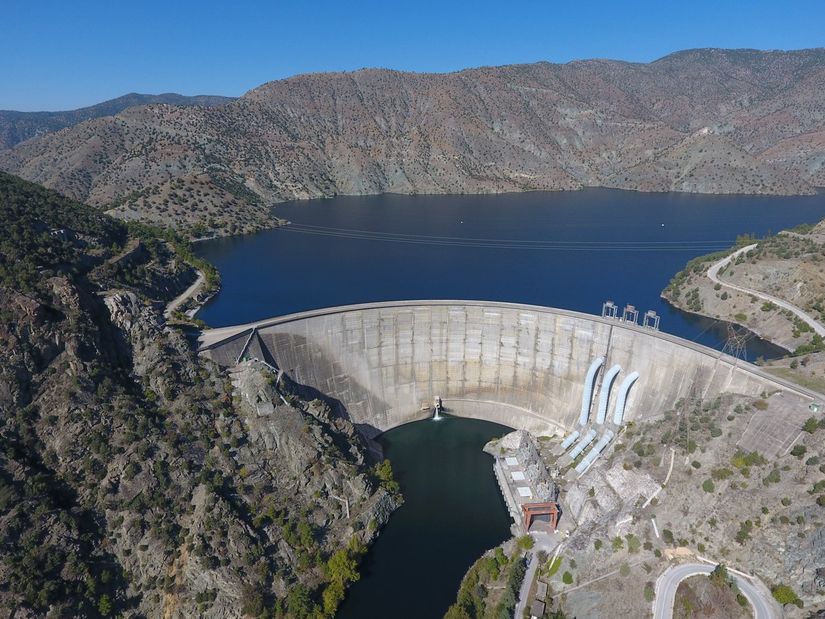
[707,243,825,337]
[164,271,204,320]
[653,563,779,619]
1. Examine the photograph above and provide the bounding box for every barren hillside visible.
[3,48,825,235]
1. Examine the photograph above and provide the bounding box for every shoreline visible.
[183,184,825,243]
[659,294,792,358]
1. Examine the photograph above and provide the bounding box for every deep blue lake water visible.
[195,188,825,618]
[196,188,825,360]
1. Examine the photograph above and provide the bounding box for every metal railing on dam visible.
[198,301,822,437]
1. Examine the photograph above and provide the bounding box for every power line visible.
[280,222,735,252]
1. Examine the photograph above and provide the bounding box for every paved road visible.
[514,551,539,619]
[707,243,825,337]
[653,563,779,619]
[164,270,204,319]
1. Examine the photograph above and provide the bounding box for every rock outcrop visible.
[0,172,398,617]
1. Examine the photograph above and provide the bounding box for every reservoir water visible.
[335,417,511,619]
[196,188,825,360]
[195,188,825,617]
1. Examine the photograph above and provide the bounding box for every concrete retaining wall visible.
[200,301,818,435]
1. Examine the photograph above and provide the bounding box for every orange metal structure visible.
[522,502,560,531]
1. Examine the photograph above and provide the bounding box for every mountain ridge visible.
[2,48,825,237]
[0,92,234,151]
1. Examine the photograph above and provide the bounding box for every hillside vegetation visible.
[0,172,397,617]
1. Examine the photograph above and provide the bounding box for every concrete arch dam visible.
[198,301,817,439]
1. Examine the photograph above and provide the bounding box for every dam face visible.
[199,301,815,437]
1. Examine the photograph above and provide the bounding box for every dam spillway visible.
[198,300,818,438]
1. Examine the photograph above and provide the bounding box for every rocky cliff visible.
[2,48,825,236]
[0,172,398,617]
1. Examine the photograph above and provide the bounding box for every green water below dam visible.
[336,417,512,619]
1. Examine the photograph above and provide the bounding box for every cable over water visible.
[281,222,735,252]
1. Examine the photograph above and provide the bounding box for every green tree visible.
[322,581,345,616]
[240,584,265,617]
[326,549,360,586]
[516,535,534,551]
[373,459,400,494]
[562,571,573,584]
[708,564,729,587]
[97,594,112,616]
[444,605,472,619]
[286,584,317,618]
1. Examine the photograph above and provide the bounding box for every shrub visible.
[802,417,818,433]
[619,563,631,577]
[771,584,801,606]
[516,535,534,551]
[702,479,715,493]
[546,556,563,577]
[372,459,400,494]
[562,571,573,584]
[735,520,753,544]
[731,450,766,469]
[711,468,733,481]
[790,445,807,458]
[763,468,781,485]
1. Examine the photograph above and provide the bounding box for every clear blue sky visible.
[3,0,824,111]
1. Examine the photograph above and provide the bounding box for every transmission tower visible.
[722,323,750,361]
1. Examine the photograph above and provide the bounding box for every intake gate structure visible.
[199,301,818,439]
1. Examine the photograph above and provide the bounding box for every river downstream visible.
[336,417,511,619]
